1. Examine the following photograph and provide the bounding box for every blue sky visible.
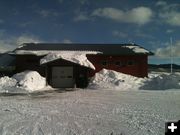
[0,0,180,64]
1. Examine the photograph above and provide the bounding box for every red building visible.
[12,43,153,88]
[87,54,149,77]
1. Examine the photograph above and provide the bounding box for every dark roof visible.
[13,43,154,55]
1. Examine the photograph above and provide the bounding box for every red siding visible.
[87,54,148,77]
[15,54,148,79]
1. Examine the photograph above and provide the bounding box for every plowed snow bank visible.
[13,71,46,91]
[0,76,17,89]
[88,69,180,90]
[0,71,47,92]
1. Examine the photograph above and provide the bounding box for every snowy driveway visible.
[0,89,179,135]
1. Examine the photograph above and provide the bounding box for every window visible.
[115,61,121,66]
[127,60,135,66]
[115,61,126,67]
[101,61,108,66]
[121,61,126,67]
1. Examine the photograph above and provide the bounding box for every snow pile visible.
[0,76,17,89]
[40,51,99,69]
[88,69,180,90]
[88,69,144,90]
[140,73,180,90]
[13,71,46,91]
[0,71,47,93]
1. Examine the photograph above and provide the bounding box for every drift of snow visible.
[0,76,17,89]
[88,69,180,90]
[88,69,144,90]
[40,51,99,69]
[13,71,46,91]
[140,73,180,90]
[0,71,47,93]
[122,45,150,54]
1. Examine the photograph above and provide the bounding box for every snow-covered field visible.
[0,69,180,135]
[0,89,179,135]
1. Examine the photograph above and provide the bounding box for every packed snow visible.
[40,51,100,69]
[0,89,179,135]
[88,69,180,90]
[0,76,17,89]
[0,71,47,92]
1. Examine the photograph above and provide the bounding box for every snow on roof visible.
[40,51,100,69]
[11,50,60,56]
[122,45,149,54]
[12,50,102,56]
[12,43,153,55]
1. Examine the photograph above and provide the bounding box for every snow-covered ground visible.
[0,69,179,134]
[0,89,179,135]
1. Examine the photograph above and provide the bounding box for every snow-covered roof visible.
[12,50,101,56]
[12,43,153,55]
[122,45,150,54]
[40,51,100,69]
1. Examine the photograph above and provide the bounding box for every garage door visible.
[52,66,74,88]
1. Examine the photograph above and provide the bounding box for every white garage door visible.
[52,66,74,88]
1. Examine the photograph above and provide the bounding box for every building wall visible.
[15,56,90,88]
[45,59,89,88]
[87,54,148,77]
[15,54,148,82]
[15,55,45,76]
